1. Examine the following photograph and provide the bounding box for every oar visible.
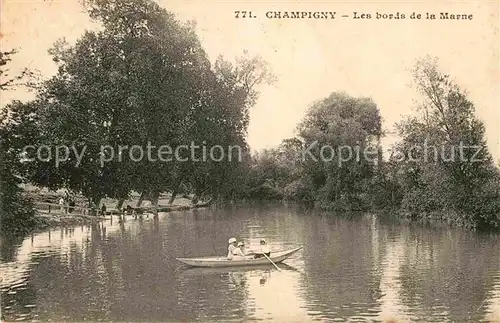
[263,252,282,272]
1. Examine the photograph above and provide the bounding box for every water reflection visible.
[377,234,411,322]
[1,205,499,322]
[300,213,383,321]
[484,267,500,322]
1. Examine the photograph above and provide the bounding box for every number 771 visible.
[234,11,254,18]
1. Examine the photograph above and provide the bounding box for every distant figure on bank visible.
[59,197,65,214]
[126,204,134,214]
[254,239,271,259]
[64,192,71,213]
[44,199,52,213]
[101,204,107,216]
[68,199,75,213]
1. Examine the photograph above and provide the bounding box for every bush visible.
[0,192,39,236]
[284,178,314,203]
[248,182,283,200]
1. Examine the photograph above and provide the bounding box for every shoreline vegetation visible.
[20,186,211,233]
[1,0,499,237]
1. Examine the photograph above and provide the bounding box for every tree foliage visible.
[244,58,499,229]
[1,1,498,233]
[0,53,40,235]
[3,0,275,213]
[243,93,383,210]
[388,57,500,229]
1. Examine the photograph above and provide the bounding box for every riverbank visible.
[11,185,499,236]
[373,208,500,232]
[20,186,210,233]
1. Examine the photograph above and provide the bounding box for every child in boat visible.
[237,241,247,255]
[238,241,259,258]
[240,241,257,258]
[232,244,247,259]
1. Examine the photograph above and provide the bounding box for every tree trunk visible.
[153,215,159,232]
[168,178,183,205]
[192,194,199,205]
[90,197,101,216]
[136,191,146,207]
[151,190,160,218]
[169,174,187,205]
[168,191,178,205]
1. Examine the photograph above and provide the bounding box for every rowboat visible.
[176,246,302,268]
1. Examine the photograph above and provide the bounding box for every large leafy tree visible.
[192,54,276,202]
[12,0,275,210]
[392,57,500,229]
[23,0,216,207]
[296,92,382,210]
[244,93,383,208]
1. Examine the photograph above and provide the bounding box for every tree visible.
[392,57,500,229]
[296,92,382,210]
[17,0,213,210]
[181,53,276,203]
[0,49,38,90]
[15,0,276,211]
[244,93,383,208]
[0,51,40,235]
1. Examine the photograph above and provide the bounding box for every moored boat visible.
[176,246,302,268]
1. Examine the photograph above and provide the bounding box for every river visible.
[1,204,499,322]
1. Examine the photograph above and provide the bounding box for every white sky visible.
[1,0,499,160]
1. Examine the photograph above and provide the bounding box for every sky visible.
[1,0,499,160]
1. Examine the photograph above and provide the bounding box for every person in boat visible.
[254,239,271,259]
[240,241,257,258]
[237,241,246,254]
[227,237,238,260]
[228,238,251,260]
[231,244,247,259]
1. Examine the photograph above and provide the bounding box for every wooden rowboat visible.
[176,246,302,268]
